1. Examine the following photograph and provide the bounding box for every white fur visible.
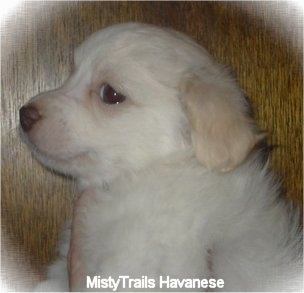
[21,23,302,291]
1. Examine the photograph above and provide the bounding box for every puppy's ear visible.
[181,71,265,172]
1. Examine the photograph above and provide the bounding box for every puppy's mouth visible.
[19,126,90,175]
[19,108,77,162]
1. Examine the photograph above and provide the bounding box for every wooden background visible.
[1,1,302,290]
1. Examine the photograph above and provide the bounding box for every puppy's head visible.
[19,23,263,184]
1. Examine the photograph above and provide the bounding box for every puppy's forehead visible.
[74,23,210,70]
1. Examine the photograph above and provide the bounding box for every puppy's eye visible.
[100,84,126,105]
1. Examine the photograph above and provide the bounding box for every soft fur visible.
[19,23,302,291]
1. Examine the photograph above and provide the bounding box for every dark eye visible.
[100,84,126,105]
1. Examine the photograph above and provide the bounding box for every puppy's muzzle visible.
[19,104,41,132]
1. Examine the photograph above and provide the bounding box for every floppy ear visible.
[181,71,265,172]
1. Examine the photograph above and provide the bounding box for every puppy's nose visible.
[19,104,41,132]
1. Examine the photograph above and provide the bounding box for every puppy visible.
[19,23,302,291]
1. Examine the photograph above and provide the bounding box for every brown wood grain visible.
[1,2,302,290]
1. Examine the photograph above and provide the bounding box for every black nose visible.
[19,105,41,132]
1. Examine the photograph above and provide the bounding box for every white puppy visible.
[19,23,302,291]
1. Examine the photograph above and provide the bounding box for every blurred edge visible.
[1,1,303,292]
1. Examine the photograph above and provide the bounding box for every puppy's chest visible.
[82,166,219,275]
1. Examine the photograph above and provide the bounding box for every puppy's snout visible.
[19,104,41,132]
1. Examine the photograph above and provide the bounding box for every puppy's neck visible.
[77,169,133,193]
[77,148,198,192]
[76,148,197,193]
